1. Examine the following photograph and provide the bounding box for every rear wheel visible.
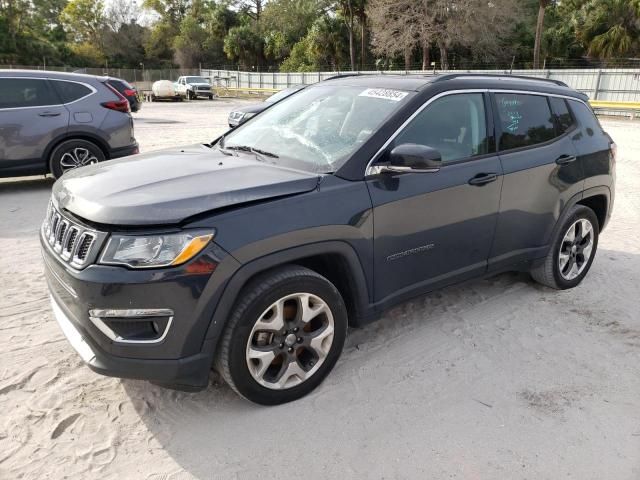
[49,139,105,179]
[215,266,347,405]
[530,205,599,289]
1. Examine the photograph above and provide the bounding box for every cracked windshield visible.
[220,85,413,173]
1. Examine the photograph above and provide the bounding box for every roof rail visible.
[323,73,363,81]
[432,73,568,87]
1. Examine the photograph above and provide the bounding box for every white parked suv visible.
[176,76,214,100]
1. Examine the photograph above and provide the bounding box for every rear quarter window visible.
[569,100,604,138]
[107,80,127,93]
[0,78,59,108]
[51,80,93,104]
[495,93,556,150]
[549,97,576,135]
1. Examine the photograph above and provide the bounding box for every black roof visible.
[319,72,585,99]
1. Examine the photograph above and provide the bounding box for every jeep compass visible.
[42,74,616,404]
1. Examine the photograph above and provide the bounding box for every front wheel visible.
[530,205,599,289]
[215,266,348,405]
[49,139,105,179]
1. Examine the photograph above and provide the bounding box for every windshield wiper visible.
[225,145,279,159]
[250,147,279,158]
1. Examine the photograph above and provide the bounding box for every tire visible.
[530,205,599,289]
[150,94,156,102]
[188,90,195,100]
[215,265,348,405]
[208,94,214,100]
[49,139,105,179]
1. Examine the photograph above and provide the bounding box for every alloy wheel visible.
[558,218,594,280]
[245,292,335,390]
[59,148,98,171]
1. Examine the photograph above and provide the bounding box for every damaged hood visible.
[53,144,320,226]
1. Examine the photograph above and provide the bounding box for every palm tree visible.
[533,0,552,69]
[580,0,640,58]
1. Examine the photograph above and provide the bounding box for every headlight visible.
[99,232,213,269]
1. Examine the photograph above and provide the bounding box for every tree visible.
[102,0,147,68]
[368,0,524,70]
[280,15,349,71]
[306,14,349,69]
[142,0,190,66]
[576,0,640,58]
[367,0,425,69]
[354,0,367,69]
[224,24,264,68]
[235,0,264,23]
[533,0,552,68]
[336,0,357,70]
[60,0,106,46]
[262,0,321,63]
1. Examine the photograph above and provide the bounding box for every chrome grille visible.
[42,201,103,269]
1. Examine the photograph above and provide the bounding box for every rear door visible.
[0,77,69,175]
[489,92,583,271]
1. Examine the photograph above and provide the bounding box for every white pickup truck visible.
[175,76,214,100]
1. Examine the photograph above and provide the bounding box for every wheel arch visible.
[44,132,111,173]
[577,192,609,232]
[204,241,372,351]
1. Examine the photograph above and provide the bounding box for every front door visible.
[367,92,503,303]
[0,77,69,175]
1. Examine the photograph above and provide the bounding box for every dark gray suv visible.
[0,70,138,178]
[42,74,615,405]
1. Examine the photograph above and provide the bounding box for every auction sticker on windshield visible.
[359,88,409,102]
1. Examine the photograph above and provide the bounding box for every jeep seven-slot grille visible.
[42,201,100,269]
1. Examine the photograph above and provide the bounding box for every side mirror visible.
[384,143,442,173]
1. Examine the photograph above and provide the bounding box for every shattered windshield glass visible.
[220,85,413,173]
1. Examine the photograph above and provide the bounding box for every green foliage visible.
[60,0,106,45]
[280,15,349,71]
[2,0,640,71]
[69,42,106,66]
[224,24,264,68]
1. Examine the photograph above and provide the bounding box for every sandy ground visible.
[1,102,639,480]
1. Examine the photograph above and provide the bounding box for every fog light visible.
[88,308,173,344]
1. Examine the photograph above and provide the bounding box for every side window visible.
[51,80,92,103]
[549,97,575,135]
[393,93,489,163]
[495,93,555,151]
[569,100,603,138]
[0,78,58,109]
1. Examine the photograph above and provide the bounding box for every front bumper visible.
[42,229,240,389]
[49,294,213,389]
[191,89,212,98]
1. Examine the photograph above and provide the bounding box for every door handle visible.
[556,154,577,165]
[38,111,61,117]
[468,173,498,186]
